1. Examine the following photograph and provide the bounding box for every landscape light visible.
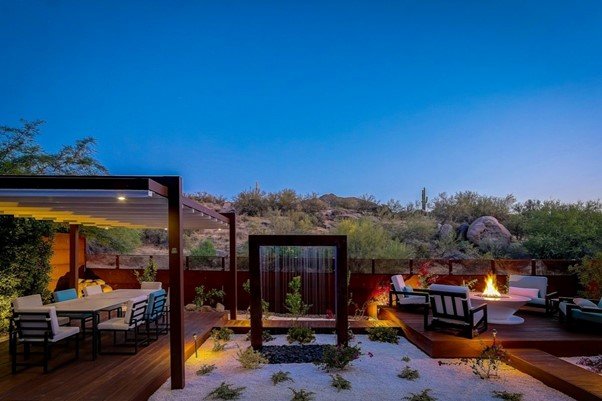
[117,195,127,201]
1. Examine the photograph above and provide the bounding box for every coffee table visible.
[470,294,531,325]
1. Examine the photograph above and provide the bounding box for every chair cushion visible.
[574,298,598,308]
[124,295,149,324]
[16,307,60,336]
[599,298,602,308]
[509,275,547,298]
[397,296,428,305]
[429,284,470,315]
[50,326,80,342]
[509,287,539,299]
[53,289,78,302]
[12,294,43,310]
[559,301,569,315]
[97,317,139,331]
[526,298,546,306]
[83,285,103,297]
[391,275,405,292]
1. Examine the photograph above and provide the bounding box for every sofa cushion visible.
[83,285,102,297]
[574,298,598,308]
[509,275,547,298]
[526,298,546,306]
[53,289,78,302]
[12,294,43,310]
[98,317,140,331]
[429,284,470,315]
[509,287,539,299]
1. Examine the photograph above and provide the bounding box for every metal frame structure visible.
[0,175,237,389]
[247,234,348,350]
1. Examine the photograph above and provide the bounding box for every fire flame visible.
[482,274,501,298]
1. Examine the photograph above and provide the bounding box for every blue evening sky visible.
[1,1,601,203]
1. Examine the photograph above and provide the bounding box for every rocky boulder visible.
[456,222,470,240]
[467,216,512,247]
[438,223,454,239]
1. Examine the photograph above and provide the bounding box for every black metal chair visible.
[426,284,488,339]
[10,307,80,373]
[97,296,148,355]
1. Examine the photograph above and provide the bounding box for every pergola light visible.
[117,196,127,201]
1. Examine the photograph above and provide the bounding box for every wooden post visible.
[222,212,237,320]
[409,259,414,275]
[336,236,349,346]
[166,177,185,390]
[531,259,537,276]
[248,235,262,350]
[115,255,120,270]
[447,260,453,275]
[371,259,376,274]
[69,224,80,295]
[491,259,496,274]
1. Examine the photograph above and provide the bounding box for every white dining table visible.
[47,289,156,359]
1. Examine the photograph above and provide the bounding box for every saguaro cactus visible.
[421,187,428,213]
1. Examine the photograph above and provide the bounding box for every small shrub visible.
[330,374,351,392]
[492,391,523,401]
[366,327,399,343]
[194,285,226,307]
[289,388,315,401]
[271,371,293,385]
[236,346,269,369]
[403,389,437,401]
[318,344,361,371]
[134,258,157,284]
[285,276,311,317]
[211,327,234,342]
[212,341,226,352]
[401,355,411,362]
[245,330,275,342]
[470,340,508,379]
[287,326,316,345]
[398,365,420,380]
[196,364,217,376]
[205,382,245,400]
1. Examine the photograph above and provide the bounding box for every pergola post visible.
[166,177,185,390]
[69,224,80,295]
[221,212,237,320]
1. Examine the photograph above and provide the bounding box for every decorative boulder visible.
[467,216,512,247]
[215,303,225,313]
[185,303,197,311]
[438,223,454,239]
[199,305,214,313]
[456,222,470,240]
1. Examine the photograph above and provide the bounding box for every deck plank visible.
[0,311,226,401]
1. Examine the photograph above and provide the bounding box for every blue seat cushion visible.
[53,288,78,302]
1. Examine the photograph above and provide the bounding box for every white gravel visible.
[149,334,574,401]
[561,356,602,375]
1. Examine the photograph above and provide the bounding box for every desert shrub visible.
[289,388,315,401]
[403,389,437,401]
[236,346,268,369]
[366,327,399,343]
[398,366,420,380]
[577,355,602,373]
[242,279,270,314]
[194,285,226,307]
[285,276,311,317]
[0,273,19,333]
[83,227,142,254]
[299,193,328,214]
[244,330,275,342]
[401,355,411,362]
[431,191,515,224]
[334,218,413,259]
[196,364,217,376]
[211,327,234,342]
[330,374,351,391]
[188,191,227,205]
[286,326,315,345]
[233,187,270,216]
[569,253,602,299]
[441,335,508,379]
[519,200,602,259]
[492,391,523,401]
[212,341,226,352]
[271,371,293,385]
[133,258,157,284]
[205,382,245,400]
[318,344,361,371]
[191,239,217,257]
[267,189,300,212]
[394,214,438,244]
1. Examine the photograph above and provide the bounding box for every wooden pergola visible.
[0,175,238,389]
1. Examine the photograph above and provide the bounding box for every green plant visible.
[330,374,351,392]
[286,326,316,345]
[289,388,315,401]
[366,327,399,343]
[440,335,508,379]
[134,258,157,284]
[403,389,437,401]
[569,253,602,299]
[211,327,234,342]
[196,364,217,376]
[318,344,361,371]
[236,346,269,369]
[492,391,523,401]
[285,276,311,318]
[242,279,270,315]
[194,285,226,307]
[271,371,293,385]
[212,341,226,352]
[191,239,217,256]
[334,218,413,259]
[577,355,602,373]
[245,330,275,342]
[398,366,420,380]
[401,355,411,362]
[205,382,245,400]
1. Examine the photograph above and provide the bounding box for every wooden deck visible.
[0,311,226,401]
[223,318,398,333]
[380,306,602,358]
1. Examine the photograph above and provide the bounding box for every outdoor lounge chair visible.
[388,274,429,308]
[10,307,80,373]
[141,289,167,340]
[52,289,94,338]
[558,297,602,328]
[426,284,488,339]
[140,281,162,290]
[508,275,558,315]
[12,294,70,327]
[97,295,148,354]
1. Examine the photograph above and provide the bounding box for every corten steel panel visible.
[248,235,349,349]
